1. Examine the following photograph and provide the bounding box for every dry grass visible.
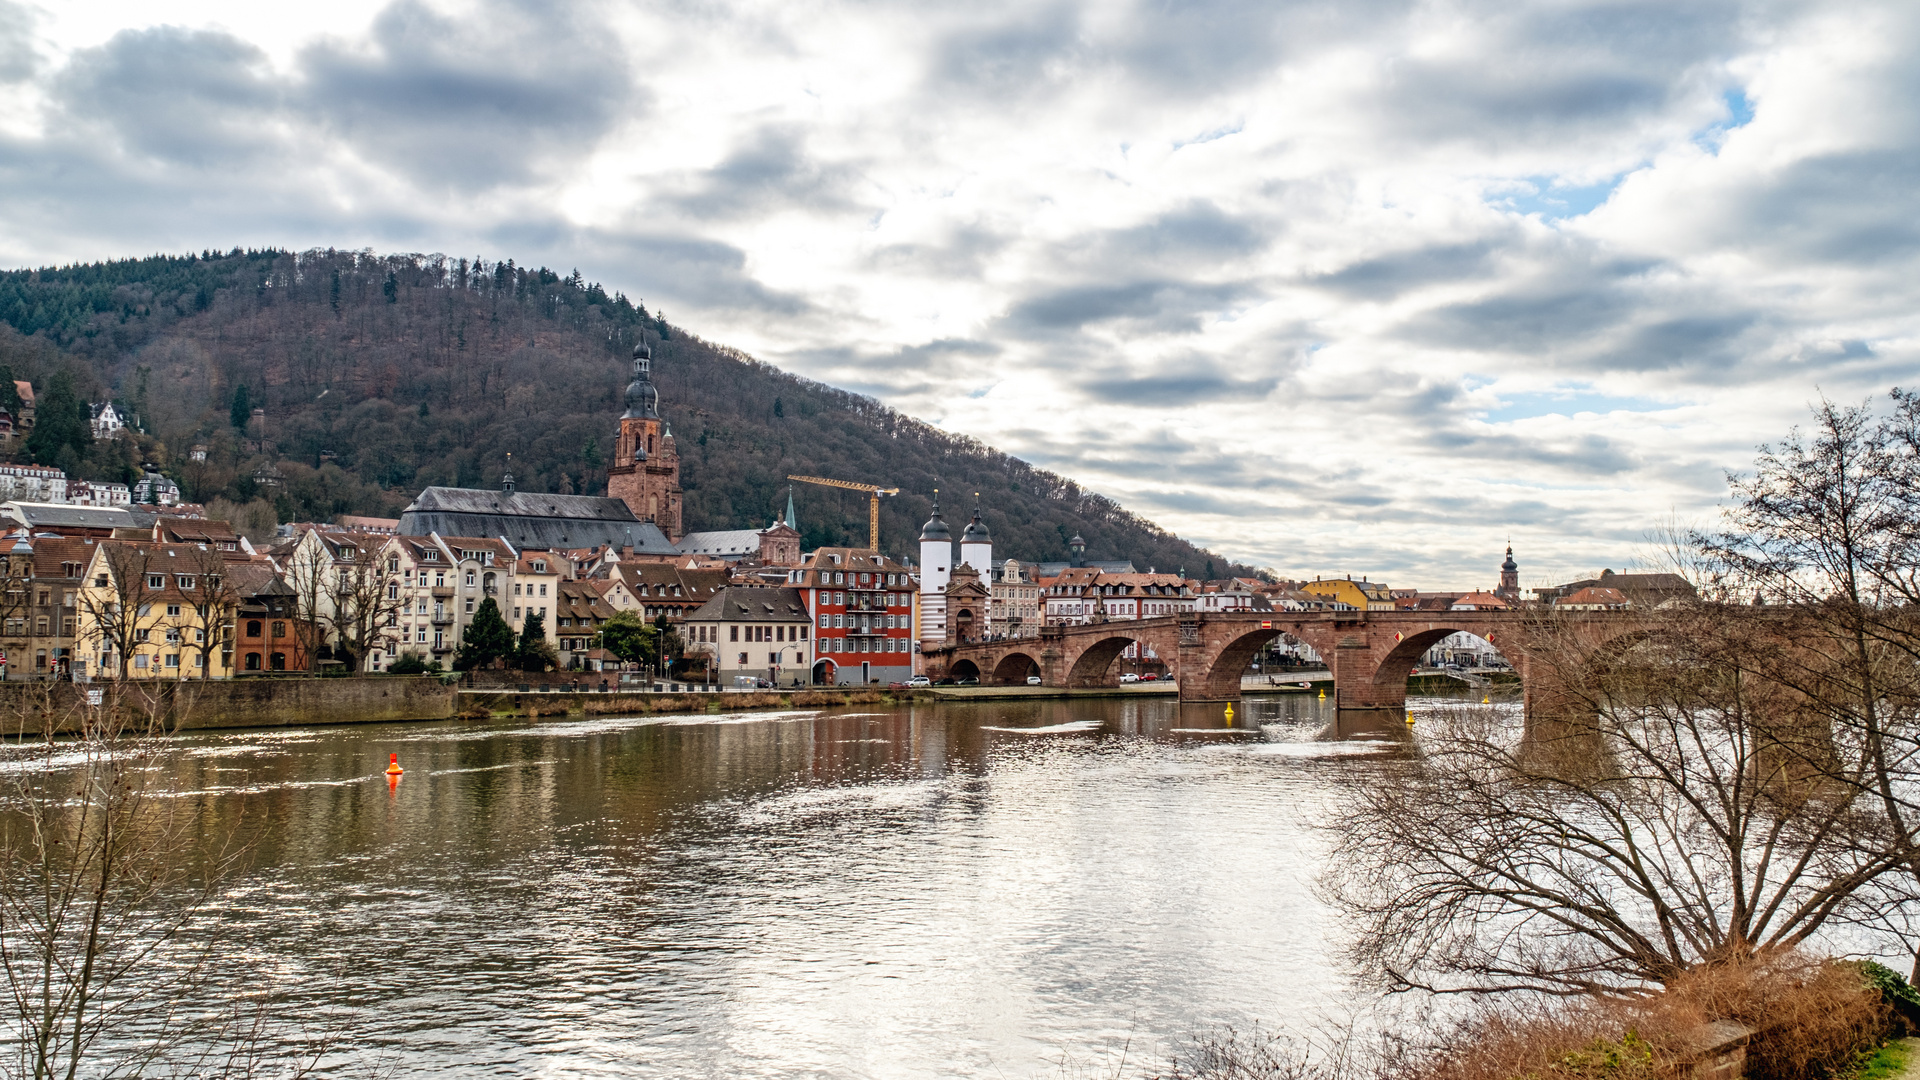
[1160,953,1893,1080]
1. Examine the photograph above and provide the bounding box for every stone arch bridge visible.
[925,611,1650,725]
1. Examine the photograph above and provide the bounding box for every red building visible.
[786,547,917,685]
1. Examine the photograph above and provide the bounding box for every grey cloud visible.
[1307,241,1499,299]
[929,5,1083,101]
[1005,279,1256,334]
[298,0,632,188]
[54,27,279,167]
[1083,201,1271,266]
[0,2,36,83]
[663,126,866,221]
[868,224,1010,278]
[1371,1,1745,145]
[512,225,816,317]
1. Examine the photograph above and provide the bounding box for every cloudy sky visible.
[1,0,1915,588]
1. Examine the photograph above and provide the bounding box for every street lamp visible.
[769,644,805,688]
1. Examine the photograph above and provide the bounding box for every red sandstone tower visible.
[605,343,684,541]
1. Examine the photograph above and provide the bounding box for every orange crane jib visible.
[787,475,899,553]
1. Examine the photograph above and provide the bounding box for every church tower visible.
[1495,543,1520,605]
[606,343,684,541]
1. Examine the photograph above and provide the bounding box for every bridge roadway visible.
[925,609,1647,725]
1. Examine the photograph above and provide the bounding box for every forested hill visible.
[0,249,1259,576]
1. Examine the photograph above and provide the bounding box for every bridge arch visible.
[1199,627,1287,699]
[950,658,982,682]
[1065,635,1143,688]
[991,652,1041,685]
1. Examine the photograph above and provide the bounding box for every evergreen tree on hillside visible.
[229,384,250,429]
[25,370,89,466]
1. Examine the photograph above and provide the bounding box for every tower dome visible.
[961,504,991,544]
[1501,544,1518,573]
[918,498,951,542]
[622,342,659,420]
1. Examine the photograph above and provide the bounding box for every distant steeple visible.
[622,342,660,421]
[503,453,515,495]
[785,485,798,530]
[1496,542,1520,604]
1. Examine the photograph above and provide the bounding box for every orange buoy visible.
[385,753,404,776]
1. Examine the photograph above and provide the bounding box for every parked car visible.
[1026,675,1041,685]
[907,675,932,687]
[1119,673,1140,684]
[934,677,956,686]
[1140,673,1159,682]
[956,676,980,686]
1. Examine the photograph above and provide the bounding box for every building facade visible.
[791,548,916,685]
[681,586,812,686]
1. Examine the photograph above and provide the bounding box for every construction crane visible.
[788,474,899,553]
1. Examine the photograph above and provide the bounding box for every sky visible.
[0,0,1916,590]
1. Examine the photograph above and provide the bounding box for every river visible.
[29,694,1457,1077]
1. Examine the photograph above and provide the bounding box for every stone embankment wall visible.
[0,678,913,735]
[0,676,457,736]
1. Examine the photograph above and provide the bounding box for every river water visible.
[45,695,1447,1077]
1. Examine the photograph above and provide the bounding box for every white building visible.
[991,559,1042,638]
[90,402,126,440]
[0,464,68,503]
[67,479,132,507]
[133,469,180,507]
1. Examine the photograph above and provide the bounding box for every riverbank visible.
[0,672,1525,735]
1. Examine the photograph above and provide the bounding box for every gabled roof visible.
[685,586,812,623]
[397,486,676,554]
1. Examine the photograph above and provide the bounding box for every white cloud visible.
[2,0,1917,588]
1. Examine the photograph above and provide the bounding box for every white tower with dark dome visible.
[959,499,992,575]
[918,494,953,646]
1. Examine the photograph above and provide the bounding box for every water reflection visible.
[11,694,1441,1078]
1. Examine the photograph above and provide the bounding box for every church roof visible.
[685,586,812,623]
[397,486,676,554]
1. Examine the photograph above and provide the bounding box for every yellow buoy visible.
[1224,703,1234,723]
[1406,710,1415,725]
[1317,688,1326,700]
[1481,695,1490,705]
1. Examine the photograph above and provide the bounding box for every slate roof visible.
[684,586,812,623]
[397,486,676,553]
[675,529,764,557]
[1028,559,1137,577]
[3,502,139,531]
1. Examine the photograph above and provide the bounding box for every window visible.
[799,626,807,640]
[515,584,523,596]
[135,628,149,643]
[834,572,844,585]
[271,621,286,639]
[194,653,204,668]
[147,575,164,589]
[434,572,445,588]
[464,598,474,614]
[247,620,262,637]
[416,628,427,643]
[165,654,179,668]
[177,575,194,590]
[465,570,476,586]
[388,557,399,572]
[738,652,748,664]
[94,574,107,587]
[133,654,147,669]
[539,584,547,597]
[165,628,180,644]
[388,583,399,600]
[730,626,739,642]
[514,606,522,620]
[166,604,181,617]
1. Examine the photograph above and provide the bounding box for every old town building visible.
[682,585,812,686]
[791,547,916,685]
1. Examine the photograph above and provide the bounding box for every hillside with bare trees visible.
[0,249,1258,575]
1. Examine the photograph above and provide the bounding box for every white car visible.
[907,676,932,687]
[1026,675,1042,685]
[1119,673,1140,684]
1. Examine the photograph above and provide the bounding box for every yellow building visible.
[77,541,238,679]
[1300,577,1397,611]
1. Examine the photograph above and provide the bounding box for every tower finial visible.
[503,452,515,494]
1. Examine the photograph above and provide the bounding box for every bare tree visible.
[279,539,331,676]
[178,547,239,681]
[1325,602,1903,998]
[323,559,403,673]
[75,544,152,681]
[1699,390,1920,977]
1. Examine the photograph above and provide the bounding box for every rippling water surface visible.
[43,695,1449,1077]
